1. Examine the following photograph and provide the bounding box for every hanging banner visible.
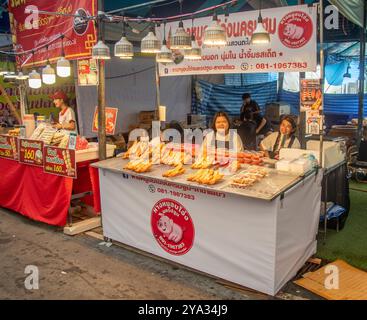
[8,0,97,67]
[0,135,18,160]
[18,139,44,167]
[43,146,77,178]
[158,4,317,76]
[92,106,118,136]
[300,79,323,112]
[77,59,99,86]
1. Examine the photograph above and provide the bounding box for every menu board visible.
[43,146,77,179]
[0,135,18,160]
[19,139,44,167]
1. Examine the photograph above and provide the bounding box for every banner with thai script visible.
[158,4,317,76]
[8,0,97,67]
[43,146,76,178]
[0,135,18,160]
[19,138,44,167]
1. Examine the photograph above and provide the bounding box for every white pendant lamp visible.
[92,40,111,60]
[28,51,42,89]
[16,71,29,80]
[115,21,134,59]
[203,12,227,47]
[42,46,56,85]
[141,25,161,53]
[29,69,42,89]
[170,20,191,50]
[156,22,173,63]
[57,36,71,77]
[250,0,270,45]
[184,19,201,60]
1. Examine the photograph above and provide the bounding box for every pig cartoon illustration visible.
[157,214,183,243]
[283,23,304,40]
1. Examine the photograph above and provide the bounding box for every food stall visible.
[0,124,115,228]
[92,142,322,296]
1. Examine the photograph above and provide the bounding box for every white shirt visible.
[261,132,300,152]
[58,107,77,133]
[201,130,244,157]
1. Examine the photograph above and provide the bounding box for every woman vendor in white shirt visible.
[50,91,77,133]
[260,115,300,159]
[201,111,244,160]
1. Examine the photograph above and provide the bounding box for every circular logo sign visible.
[73,8,89,36]
[278,11,313,49]
[151,198,195,256]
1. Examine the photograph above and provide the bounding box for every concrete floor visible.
[0,208,319,300]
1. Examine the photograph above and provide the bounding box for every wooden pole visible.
[357,0,366,148]
[319,0,324,168]
[97,0,106,160]
[0,82,21,124]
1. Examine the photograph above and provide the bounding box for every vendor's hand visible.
[52,123,62,129]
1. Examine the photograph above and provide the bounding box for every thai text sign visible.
[19,138,44,167]
[43,146,76,178]
[8,0,97,67]
[0,135,18,160]
[158,4,317,76]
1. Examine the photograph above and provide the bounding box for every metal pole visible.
[98,0,106,160]
[357,0,366,148]
[155,62,161,121]
[319,0,324,169]
[18,83,27,119]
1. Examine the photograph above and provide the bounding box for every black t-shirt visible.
[240,100,260,121]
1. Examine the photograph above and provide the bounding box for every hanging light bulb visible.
[170,1,191,50]
[115,20,134,59]
[250,0,270,45]
[42,46,56,85]
[28,51,42,89]
[203,12,227,47]
[57,36,71,77]
[170,21,191,50]
[29,70,42,89]
[92,40,111,60]
[184,18,201,61]
[16,71,29,80]
[157,21,173,63]
[141,25,161,53]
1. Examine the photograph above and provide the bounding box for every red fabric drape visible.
[0,158,101,226]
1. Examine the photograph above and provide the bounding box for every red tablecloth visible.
[0,158,101,226]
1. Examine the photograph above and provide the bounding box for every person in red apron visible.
[260,115,300,159]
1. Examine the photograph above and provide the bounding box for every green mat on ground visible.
[316,181,367,271]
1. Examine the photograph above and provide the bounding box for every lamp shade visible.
[92,40,111,60]
[203,19,227,47]
[28,69,42,89]
[170,21,191,50]
[115,36,134,58]
[141,31,161,53]
[42,64,56,85]
[250,18,270,44]
[184,39,202,60]
[16,72,29,80]
[56,57,71,77]
[156,43,173,63]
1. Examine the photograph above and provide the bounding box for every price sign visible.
[0,135,18,160]
[19,139,44,167]
[43,146,77,179]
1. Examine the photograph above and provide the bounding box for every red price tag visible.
[0,135,18,160]
[19,139,44,167]
[43,146,77,179]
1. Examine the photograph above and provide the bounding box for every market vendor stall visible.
[0,130,115,226]
[92,146,322,296]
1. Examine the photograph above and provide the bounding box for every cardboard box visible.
[139,111,156,124]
